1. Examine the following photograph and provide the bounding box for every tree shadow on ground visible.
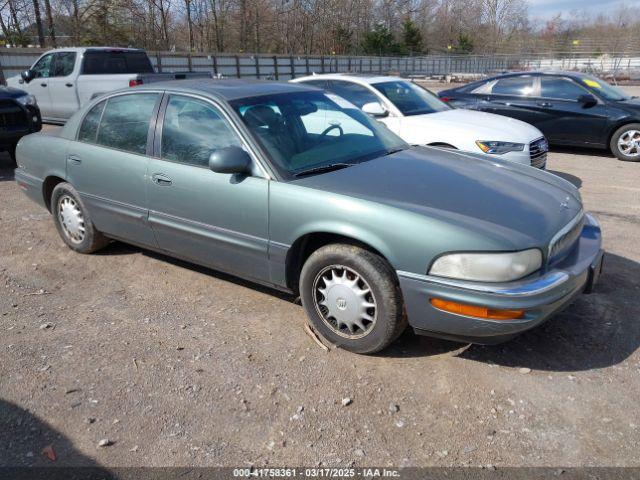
[0,398,116,479]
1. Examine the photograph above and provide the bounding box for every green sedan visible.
[14,80,604,354]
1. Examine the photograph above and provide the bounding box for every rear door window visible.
[490,76,535,96]
[81,51,154,74]
[96,93,159,154]
[51,52,76,77]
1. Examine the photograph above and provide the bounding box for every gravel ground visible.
[1,121,640,470]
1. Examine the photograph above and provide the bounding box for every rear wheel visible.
[611,123,640,162]
[299,244,406,354]
[51,182,109,253]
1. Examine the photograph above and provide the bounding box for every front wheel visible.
[51,182,109,253]
[299,244,406,354]
[611,124,640,162]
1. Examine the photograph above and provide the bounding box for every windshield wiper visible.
[293,163,353,177]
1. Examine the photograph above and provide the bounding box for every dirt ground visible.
[1,120,640,469]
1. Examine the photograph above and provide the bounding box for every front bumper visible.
[497,149,533,167]
[0,102,42,149]
[398,213,603,344]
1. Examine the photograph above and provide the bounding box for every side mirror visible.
[209,146,251,175]
[20,69,35,83]
[577,93,597,107]
[362,102,389,118]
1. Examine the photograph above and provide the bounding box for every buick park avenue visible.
[14,80,604,353]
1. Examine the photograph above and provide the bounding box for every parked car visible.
[14,80,603,353]
[291,74,548,169]
[438,71,640,162]
[0,85,42,164]
[6,47,211,124]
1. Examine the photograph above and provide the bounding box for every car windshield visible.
[371,80,450,116]
[580,75,630,101]
[231,91,408,178]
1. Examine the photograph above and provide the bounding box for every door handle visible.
[65,83,73,87]
[152,173,172,186]
[537,101,553,108]
[67,155,82,164]
[40,82,47,87]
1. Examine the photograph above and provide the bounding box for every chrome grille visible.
[529,137,548,169]
[549,212,584,262]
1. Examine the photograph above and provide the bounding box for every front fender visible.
[268,181,507,287]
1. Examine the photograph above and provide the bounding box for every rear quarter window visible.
[77,100,106,143]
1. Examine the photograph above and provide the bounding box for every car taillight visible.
[129,79,143,87]
[440,97,451,102]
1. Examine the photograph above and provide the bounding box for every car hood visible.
[293,147,582,249]
[404,109,544,143]
[0,85,28,99]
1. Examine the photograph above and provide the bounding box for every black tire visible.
[51,182,109,254]
[610,123,640,162]
[299,244,407,354]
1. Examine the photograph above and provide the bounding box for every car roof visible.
[485,70,594,81]
[39,46,146,54]
[294,73,404,85]
[134,78,320,101]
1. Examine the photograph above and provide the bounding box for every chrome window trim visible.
[397,270,570,297]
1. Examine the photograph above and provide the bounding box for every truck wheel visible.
[299,244,406,354]
[51,182,109,254]
[611,124,640,162]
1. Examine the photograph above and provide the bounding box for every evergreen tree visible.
[455,34,474,54]
[401,18,423,54]
[361,24,400,55]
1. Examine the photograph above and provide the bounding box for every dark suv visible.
[438,71,640,162]
[1,86,42,164]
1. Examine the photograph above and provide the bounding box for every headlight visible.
[429,249,542,282]
[15,94,37,107]
[475,140,524,155]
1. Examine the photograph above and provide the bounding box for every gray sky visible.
[528,0,640,19]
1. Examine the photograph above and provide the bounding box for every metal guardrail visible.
[2,48,640,84]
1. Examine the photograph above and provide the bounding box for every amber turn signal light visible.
[430,298,525,320]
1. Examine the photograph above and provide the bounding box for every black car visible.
[438,71,640,162]
[0,86,42,165]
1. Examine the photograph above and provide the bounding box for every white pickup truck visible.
[6,47,211,123]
